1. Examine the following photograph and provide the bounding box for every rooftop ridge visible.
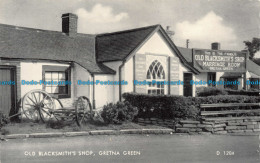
[96,24,160,37]
[0,23,95,37]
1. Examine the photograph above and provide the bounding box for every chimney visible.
[166,26,175,40]
[62,13,78,36]
[211,42,220,50]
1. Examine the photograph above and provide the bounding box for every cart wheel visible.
[75,96,92,126]
[50,98,65,121]
[22,90,55,122]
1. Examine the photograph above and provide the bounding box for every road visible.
[0,134,259,163]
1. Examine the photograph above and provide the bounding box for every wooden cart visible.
[16,89,93,126]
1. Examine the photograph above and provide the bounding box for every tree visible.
[244,38,260,59]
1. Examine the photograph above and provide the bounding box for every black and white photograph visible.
[0,0,259,162]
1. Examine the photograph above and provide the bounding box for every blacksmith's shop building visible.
[0,13,259,115]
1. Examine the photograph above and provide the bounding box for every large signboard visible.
[193,49,247,72]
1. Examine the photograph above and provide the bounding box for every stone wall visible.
[136,117,260,134]
[136,118,175,128]
[175,120,210,133]
[202,118,260,134]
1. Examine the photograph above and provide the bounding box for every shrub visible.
[0,111,9,129]
[101,101,138,124]
[197,87,228,97]
[197,87,260,97]
[123,93,260,121]
[193,95,260,104]
[226,89,260,96]
[248,88,260,92]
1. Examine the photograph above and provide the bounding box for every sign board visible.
[134,54,147,93]
[192,49,247,72]
[169,57,179,95]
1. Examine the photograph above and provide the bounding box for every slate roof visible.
[220,72,243,78]
[96,25,199,74]
[0,24,115,74]
[253,58,260,66]
[177,47,193,64]
[249,72,260,78]
[0,23,199,74]
[247,59,260,77]
[96,25,159,62]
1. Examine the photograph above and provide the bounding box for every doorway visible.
[183,73,193,97]
[0,67,16,116]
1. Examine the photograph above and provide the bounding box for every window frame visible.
[224,77,239,90]
[146,60,166,95]
[42,65,71,99]
[207,72,216,87]
[249,78,260,90]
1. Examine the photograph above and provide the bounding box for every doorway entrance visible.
[183,73,193,97]
[0,67,16,116]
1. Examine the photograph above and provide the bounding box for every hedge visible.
[122,93,260,120]
[122,93,198,120]
[226,89,260,96]
[197,87,260,97]
[196,87,228,97]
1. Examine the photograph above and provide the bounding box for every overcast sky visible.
[0,0,259,57]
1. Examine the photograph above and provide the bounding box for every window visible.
[42,65,71,98]
[146,60,165,95]
[207,72,216,87]
[250,78,259,90]
[224,78,238,90]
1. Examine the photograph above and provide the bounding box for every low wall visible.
[136,118,175,128]
[201,118,260,134]
[136,117,260,134]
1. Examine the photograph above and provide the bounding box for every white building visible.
[0,13,259,116]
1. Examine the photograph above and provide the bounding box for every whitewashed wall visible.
[103,61,122,104]
[122,58,133,93]
[123,31,191,96]
[103,31,196,103]
[20,61,74,107]
[216,72,225,89]
[73,63,92,102]
[94,74,115,108]
[194,73,208,95]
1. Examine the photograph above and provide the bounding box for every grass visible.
[0,121,170,135]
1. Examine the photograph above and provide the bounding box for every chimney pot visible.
[62,13,78,36]
[211,42,220,50]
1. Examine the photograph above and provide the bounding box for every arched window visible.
[146,60,165,95]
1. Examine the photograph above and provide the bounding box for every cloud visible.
[75,3,129,33]
[76,4,128,23]
[174,11,237,49]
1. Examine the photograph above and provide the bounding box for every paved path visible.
[1,134,259,163]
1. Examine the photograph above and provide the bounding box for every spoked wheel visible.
[75,96,93,126]
[22,90,55,122]
[50,97,65,121]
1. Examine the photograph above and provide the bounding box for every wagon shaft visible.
[51,110,76,114]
